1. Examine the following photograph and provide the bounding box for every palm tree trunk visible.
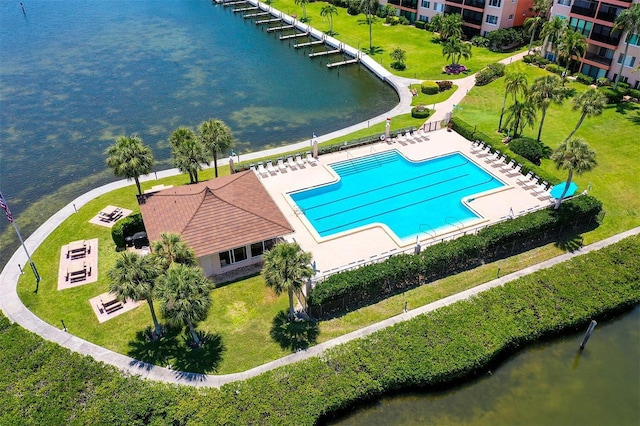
[147,298,162,337]
[564,112,586,143]
[187,319,200,346]
[194,169,199,183]
[213,151,219,178]
[613,41,631,91]
[527,23,536,54]
[498,92,508,131]
[554,169,574,209]
[537,106,547,142]
[288,288,295,319]
[134,176,142,196]
[368,16,372,50]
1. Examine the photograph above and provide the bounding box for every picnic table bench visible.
[99,297,124,315]
[66,260,90,282]
[67,240,89,259]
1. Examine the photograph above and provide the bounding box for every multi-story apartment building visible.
[546,0,639,87]
[383,0,535,37]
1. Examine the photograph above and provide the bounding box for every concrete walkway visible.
[1,45,613,388]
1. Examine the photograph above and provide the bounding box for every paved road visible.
[3,45,626,389]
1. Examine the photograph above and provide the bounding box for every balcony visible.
[401,0,419,9]
[584,52,613,66]
[590,32,621,46]
[571,5,597,18]
[388,0,401,5]
[596,11,618,22]
[445,0,464,4]
[463,0,485,8]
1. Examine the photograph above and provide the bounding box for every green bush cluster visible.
[486,27,526,51]
[470,35,490,48]
[308,196,603,313]
[421,81,440,95]
[575,73,595,85]
[545,63,563,75]
[475,62,505,86]
[414,20,426,30]
[111,212,145,249]
[451,117,559,184]
[411,105,432,119]
[599,87,625,104]
[436,80,453,91]
[3,235,638,425]
[524,54,550,67]
[509,137,550,166]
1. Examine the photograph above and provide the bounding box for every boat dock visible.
[327,58,360,68]
[309,49,341,57]
[280,32,310,40]
[294,39,324,48]
[266,24,294,32]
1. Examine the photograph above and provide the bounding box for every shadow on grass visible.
[612,102,639,115]
[555,234,584,252]
[127,325,225,374]
[270,311,319,351]
[362,45,384,55]
[627,110,640,125]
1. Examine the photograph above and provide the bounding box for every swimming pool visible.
[289,150,505,240]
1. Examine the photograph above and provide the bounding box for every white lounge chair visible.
[296,154,305,168]
[484,152,501,163]
[305,153,318,165]
[287,156,297,169]
[517,172,535,186]
[256,163,268,177]
[277,158,287,172]
[267,161,278,175]
[505,164,522,177]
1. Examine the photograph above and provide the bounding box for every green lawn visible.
[455,61,640,243]
[270,0,522,80]
[16,60,640,375]
[410,84,458,106]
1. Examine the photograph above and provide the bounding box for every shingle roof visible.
[138,171,294,257]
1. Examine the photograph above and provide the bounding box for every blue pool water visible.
[290,151,505,240]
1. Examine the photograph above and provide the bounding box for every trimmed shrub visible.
[545,63,563,75]
[436,80,453,91]
[421,81,439,95]
[486,62,505,77]
[411,105,432,119]
[475,68,495,86]
[111,212,145,249]
[391,61,406,70]
[509,137,551,166]
[617,81,631,90]
[597,77,610,87]
[308,196,603,314]
[522,54,535,64]
[414,20,426,29]
[575,73,595,85]
[628,89,640,100]
[471,35,490,48]
[598,87,624,104]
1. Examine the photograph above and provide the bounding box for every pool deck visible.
[258,129,548,278]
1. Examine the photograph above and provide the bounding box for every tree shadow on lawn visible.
[555,233,584,253]
[270,310,319,351]
[127,325,225,374]
[612,101,639,116]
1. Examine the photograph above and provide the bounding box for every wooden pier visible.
[233,6,258,12]
[280,32,309,40]
[266,24,294,32]
[294,39,324,48]
[309,49,341,57]
[327,58,359,68]
[256,17,282,24]
[219,0,248,6]
[244,11,270,18]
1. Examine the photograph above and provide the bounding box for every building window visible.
[434,2,444,12]
[617,54,636,68]
[421,0,430,7]
[568,17,593,37]
[250,239,277,258]
[508,14,513,20]
[486,15,498,25]
[557,0,571,6]
[488,0,501,6]
[628,33,640,47]
[419,14,429,21]
[220,245,248,267]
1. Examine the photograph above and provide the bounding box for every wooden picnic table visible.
[99,205,123,222]
[67,240,87,258]
[67,259,87,280]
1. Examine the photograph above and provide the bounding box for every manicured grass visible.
[269,0,522,80]
[455,61,640,243]
[409,84,458,106]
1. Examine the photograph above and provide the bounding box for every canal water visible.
[331,306,640,425]
[0,0,396,263]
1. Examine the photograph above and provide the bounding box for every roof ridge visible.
[179,188,210,233]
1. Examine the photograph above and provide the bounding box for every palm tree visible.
[612,4,640,90]
[504,99,537,138]
[156,263,213,346]
[150,232,197,272]
[360,0,377,51]
[541,16,567,60]
[107,252,163,337]
[529,75,565,142]
[170,126,209,184]
[294,0,309,21]
[262,242,313,319]
[390,47,406,67]
[551,138,597,209]
[105,135,154,196]
[439,13,464,42]
[524,0,552,54]
[564,88,607,142]
[498,72,528,132]
[198,119,234,178]
[320,4,338,35]
[441,37,472,66]
[557,28,587,77]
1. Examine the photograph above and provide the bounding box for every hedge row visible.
[111,212,145,249]
[451,116,560,185]
[307,196,602,312]
[2,235,638,425]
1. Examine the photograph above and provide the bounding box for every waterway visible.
[331,305,640,425]
[0,0,396,264]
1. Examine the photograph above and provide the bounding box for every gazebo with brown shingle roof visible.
[138,171,294,277]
